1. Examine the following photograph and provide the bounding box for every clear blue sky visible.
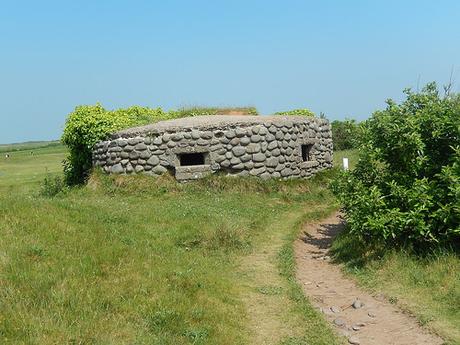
[1,0,459,144]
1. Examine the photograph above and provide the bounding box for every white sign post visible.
[342,157,349,171]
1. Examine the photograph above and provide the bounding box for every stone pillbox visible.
[92,115,333,181]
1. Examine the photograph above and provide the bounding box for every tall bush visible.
[61,104,166,185]
[331,83,460,248]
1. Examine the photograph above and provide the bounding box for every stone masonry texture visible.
[92,115,333,181]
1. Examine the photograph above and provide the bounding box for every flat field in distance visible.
[0,143,66,190]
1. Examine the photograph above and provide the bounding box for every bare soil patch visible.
[295,212,445,345]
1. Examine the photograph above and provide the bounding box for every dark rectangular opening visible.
[179,152,205,166]
[301,144,313,161]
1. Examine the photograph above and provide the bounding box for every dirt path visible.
[294,212,445,345]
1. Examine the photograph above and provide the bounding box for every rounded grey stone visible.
[331,306,341,313]
[230,137,240,146]
[147,155,160,166]
[200,131,213,139]
[128,138,140,145]
[267,141,278,150]
[280,167,292,177]
[162,133,171,142]
[235,128,246,137]
[250,166,266,175]
[191,130,200,139]
[215,155,226,163]
[196,139,207,146]
[232,146,246,157]
[260,172,271,180]
[225,130,236,139]
[245,161,254,169]
[253,153,266,162]
[333,318,346,327]
[250,134,261,143]
[271,148,281,157]
[232,163,244,170]
[246,143,261,153]
[221,159,231,168]
[152,165,167,174]
[348,336,360,345]
[230,157,240,165]
[111,164,124,174]
[172,133,184,141]
[265,133,275,142]
[240,137,251,146]
[139,151,150,159]
[129,151,140,159]
[240,154,251,162]
[266,157,279,167]
[259,126,268,135]
[116,139,128,147]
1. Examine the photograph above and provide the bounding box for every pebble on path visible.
[348,336,360,344]
[333,318,346,327]
[352,299,363,309]
[331,305,342,313]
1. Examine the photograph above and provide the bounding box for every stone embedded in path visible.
[330,306,342,313]
[368,311,377,318]
[352,299,363,309]
[333,318,346,327]
[352,324,362,331]
[348,336,361,344]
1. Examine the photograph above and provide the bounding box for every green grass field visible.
[0,144,66,190]
[0,143,458,344]
[0,143,342,344]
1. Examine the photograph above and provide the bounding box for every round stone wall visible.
[92,115,333,181]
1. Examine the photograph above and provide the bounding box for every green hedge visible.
[61,104,169,185]
[331,83,460,248]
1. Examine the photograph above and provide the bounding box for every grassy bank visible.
[0,143,341,344]
[331,234,460,344]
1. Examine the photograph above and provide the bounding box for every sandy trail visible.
[294,212,444,345]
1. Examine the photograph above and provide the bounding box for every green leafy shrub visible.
[39,173,67,197]
[61,104,166,185]
[331,119,361,150]
[275,108,315,117]
[331,83,460,248]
